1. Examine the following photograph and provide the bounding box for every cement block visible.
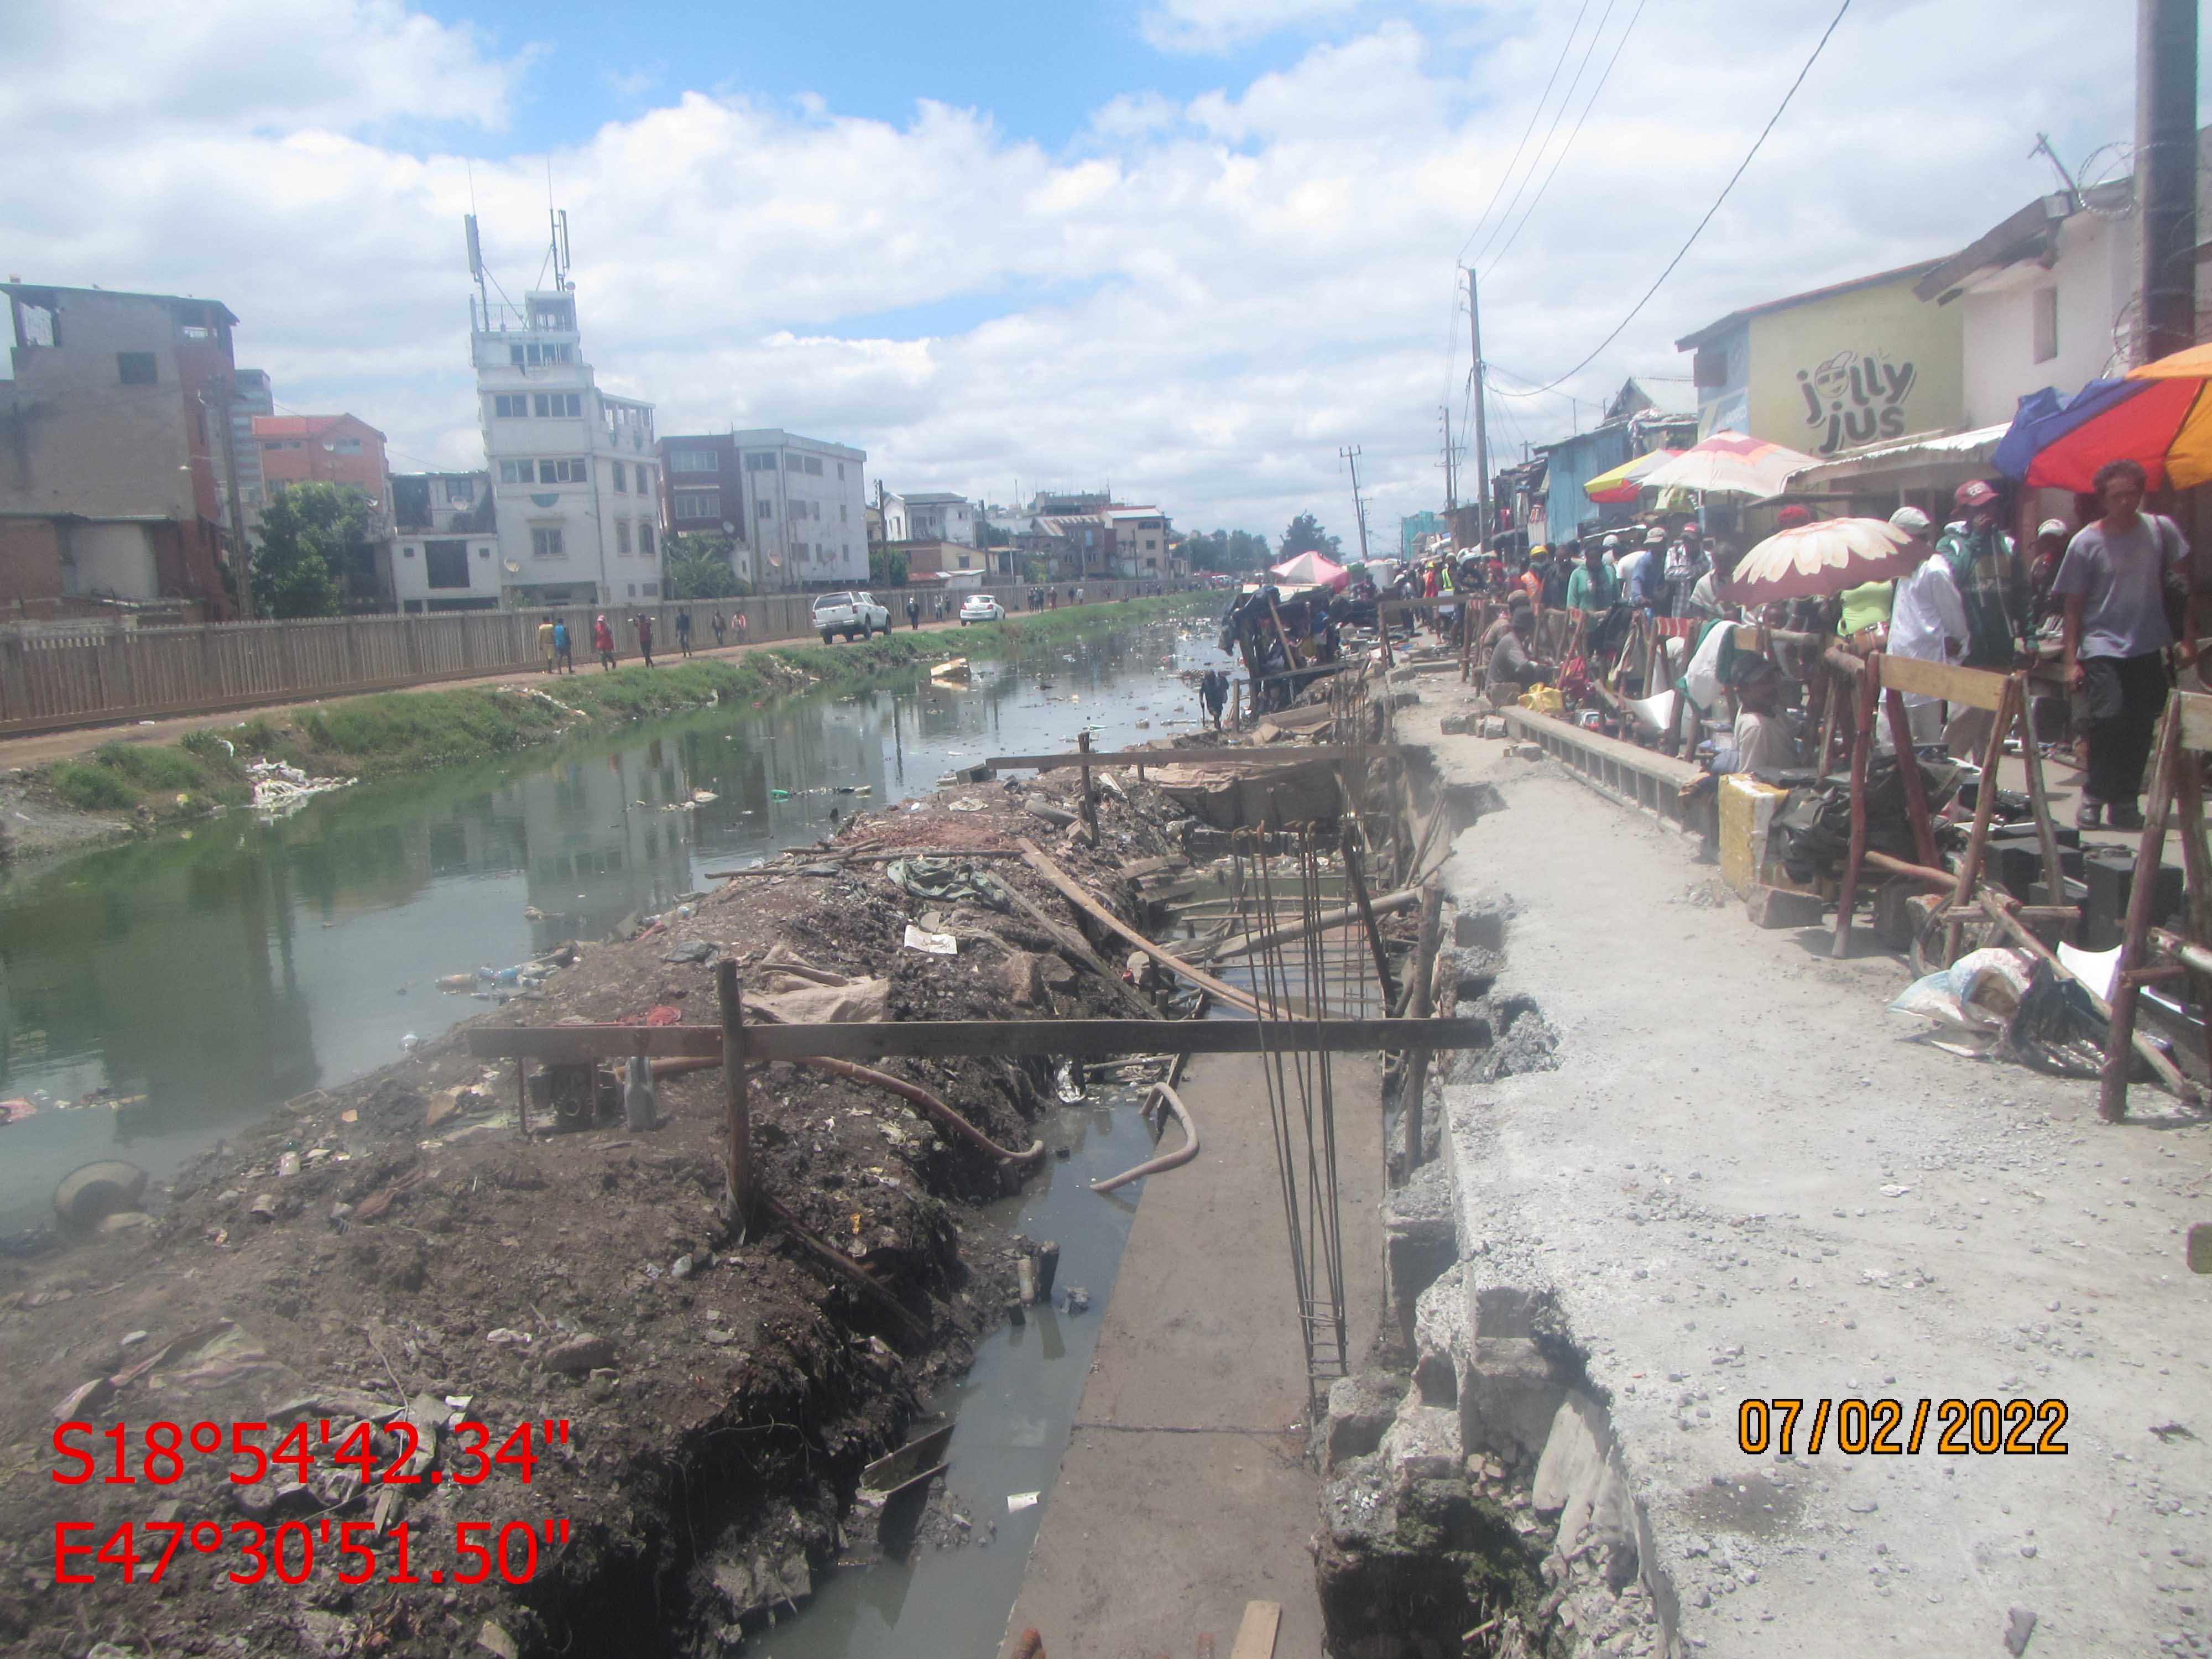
[1384,1160,1456,1318]
[1439,712,1474,735]
[1458,1335,1564,1464]
[1411,1264,1467,1406]
[1324,1373,1406,1472]
[1745,883,1825,930]
[1379,1392,1462,1488]
[1478,716,1508,738]
[1452,901,1509,952]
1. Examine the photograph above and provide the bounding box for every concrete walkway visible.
[1407,685,2212,1657]
[1000,1053,1386,1659]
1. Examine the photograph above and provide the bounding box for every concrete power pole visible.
[2137,0,2199,364]
[1463,267,1493,555]
[204,385,254,620]
[1440,404,1457,512]
[1340,445,1372,565]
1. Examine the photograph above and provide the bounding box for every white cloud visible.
[1140,0,1364,55]
[0,0,2154,545]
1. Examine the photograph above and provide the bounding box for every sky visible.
[0,0,2177,547]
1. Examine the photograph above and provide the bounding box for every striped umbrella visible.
[1581,448,1681,503]
[1995,341,2212,492]
[1637,432,1823,498]
[1721,517,1924,606]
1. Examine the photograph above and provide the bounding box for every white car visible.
[958,594,1006,624]
[811,591,891,642]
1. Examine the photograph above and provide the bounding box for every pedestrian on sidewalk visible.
[1663,521,1710,619]
[553,615,573,674]
[2055,457,2195,830]
[734,610,748,641]
[635,612,655,667]
[1566,540,1616,613]
[675,607,693,658]
[907,595,920,631]
[1938,478,2029,757]
[537,614,556,674]
[593,613,616,671]
[712,611,726,648]
[1885,506,1970,746]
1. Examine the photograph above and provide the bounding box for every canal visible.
[0,616,1221,1237]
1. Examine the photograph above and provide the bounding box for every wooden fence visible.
[0,580,1177,736]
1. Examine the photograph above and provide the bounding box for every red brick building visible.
[252,414,392,513]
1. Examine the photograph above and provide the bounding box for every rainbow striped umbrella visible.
[1581,448,1681,503]
[1995,342,2212,492]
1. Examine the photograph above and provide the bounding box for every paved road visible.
[999,1053,1386,1659]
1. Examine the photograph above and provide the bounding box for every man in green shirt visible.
[1566,540,1616,612]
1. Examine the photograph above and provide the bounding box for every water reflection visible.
[0,621,1215,1231]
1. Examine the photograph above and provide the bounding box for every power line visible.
[1491,0,1853,400]
[1467,0,1621,272]
[1454,0,1595,264]
[1479,0,1651,279]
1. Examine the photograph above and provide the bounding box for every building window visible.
[425,539,471,588]
[2033,286,2059,364]
[611,463,628,492]
[957,553,971,568]
[537,459,587,483]
[531,526,565,558]
[117,352,157,385]
[669,451,718,474]
[840,504,848,522]
[837,462,846,479]
[444,477,475,503]
[746,452,777,471]
[330,438,363,455]
[758,500,773,519]
[494,394,529,418]
[674,493,718,520]
[638,523,654,556]
[806,456,823,476]
[531,392,582,418]
[178,324,212,341]
[262,441,285,452]
[498,461,525,484]
[615,519,633,554]
[509,342,572,366]
[639,466,653,494]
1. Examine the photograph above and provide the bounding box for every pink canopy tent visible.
[1269,550,1350,591]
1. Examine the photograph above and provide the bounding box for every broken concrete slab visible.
[1745,882,1825,929]
[1323,1373,1405,1472]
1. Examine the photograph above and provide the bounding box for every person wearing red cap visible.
[1775,504,1814,530]
[1938,479,2027,755]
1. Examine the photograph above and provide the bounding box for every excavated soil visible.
[0,770,1193,1658]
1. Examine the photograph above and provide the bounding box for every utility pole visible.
[1463,267,1492,556]
[1439,404,1457,510]
[2137,0,2199,363]
[203,385,254,620]
[1340,445,1372,565]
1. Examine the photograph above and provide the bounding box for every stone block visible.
[1001,950,1046,1009]
[1324,1373,1405,1472]
[1452,902,1509,952]
[1380,1393,1462,1488]
[1385,1160,1456,1317]
[1478,716,1509,738]
[1412,1264,1467,1406]
[1459,1335,1564,1464]
[1745,883,1825,930]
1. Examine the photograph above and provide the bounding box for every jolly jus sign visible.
[1736,269,1964,456]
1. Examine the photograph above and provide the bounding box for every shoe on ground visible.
[2076,800,2103,830]
[2107,804,2147,832]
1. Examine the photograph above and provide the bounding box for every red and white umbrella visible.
[1639,432,1822,499]
[1269,550,1350,591]
[1721,516,1923,606]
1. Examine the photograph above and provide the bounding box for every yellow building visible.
[1675,262,1966,458]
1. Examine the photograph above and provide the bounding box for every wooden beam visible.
[1876,652,2010,712]
[985,744,1420,771]
[465,1015,1492,1065]
[1016,836,1265,1014]
[1229,1601,1281,1659]
[1201,888,1420,962]
[718,961,753,1230]
[2174,687,2212,752]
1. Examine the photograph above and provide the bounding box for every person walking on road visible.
[593,613,616,671]
[2055,457,2196,830]
[1938,478,2029,757]
[1566,540,1617,614]
[711,611,726,649]
[1884,506,1971,746]
[553,615,573,674]
[635,612,655,668]
[675,607,693,658]
[538,614,557,674]
[907,595,921,631]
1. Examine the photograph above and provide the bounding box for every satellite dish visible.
[721,521,735,534]
[503,558,521,575]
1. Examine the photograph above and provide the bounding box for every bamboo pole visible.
[1343,837,1398,1007]
[718,960,753,1235]
[1015,837,1262,1015]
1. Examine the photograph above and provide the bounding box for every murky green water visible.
[0,620,1222,1234]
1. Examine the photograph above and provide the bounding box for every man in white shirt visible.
[1884,505,1969,745]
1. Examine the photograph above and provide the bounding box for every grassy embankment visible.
[41,592,1214,825]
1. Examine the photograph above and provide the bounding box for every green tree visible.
[664,533,748,598]
[1177,528,1273,573]
[869,546,910,588]
[251,483,372,618]
[1279,513,1342,560]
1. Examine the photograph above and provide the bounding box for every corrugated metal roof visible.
[1783,423,2009,487]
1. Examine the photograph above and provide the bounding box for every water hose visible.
[1089,1082,1198,1194]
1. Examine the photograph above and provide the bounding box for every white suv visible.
[812,591,891,642]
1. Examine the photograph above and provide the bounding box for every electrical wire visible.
[1478,0,1652,279]
[1491,0,1853,400]
[1454,0,1596,264]
[1466,0,1621,273]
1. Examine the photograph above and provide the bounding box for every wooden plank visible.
[984,744,1418,771]
[2175,687,2212,752]
[1876,652,2010,712]
[1018,836,1262,1014]
[464,1016,1491,1064]
[1229,1600,1281,1659]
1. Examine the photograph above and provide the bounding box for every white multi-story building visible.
[730,429,868,589]
[472,287,660,609]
